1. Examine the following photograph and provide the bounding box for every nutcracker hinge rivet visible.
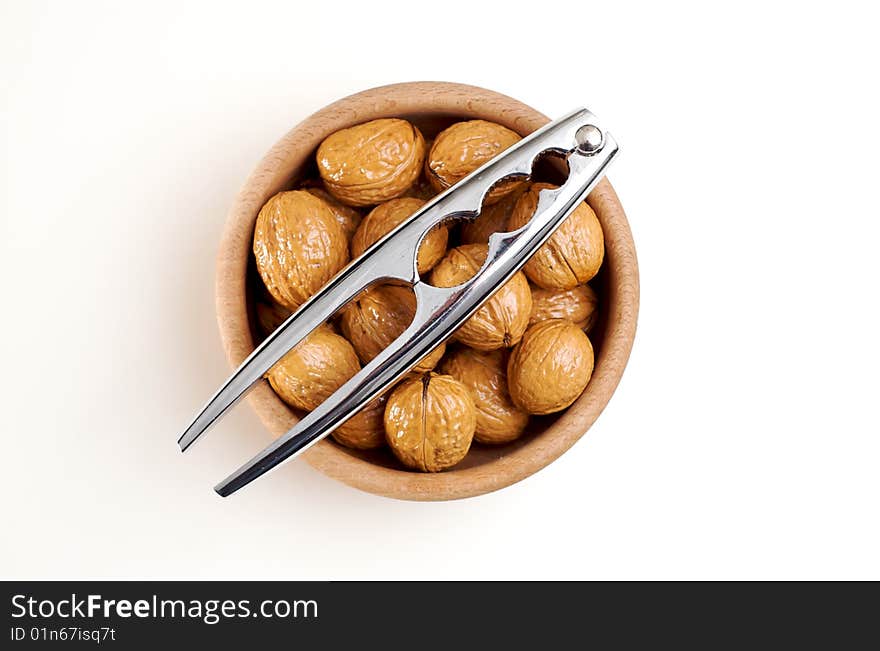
[575,124,604,154]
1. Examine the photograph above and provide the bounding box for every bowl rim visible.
[215,81,639,501]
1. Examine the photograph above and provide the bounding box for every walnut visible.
[317,118,426,207]
[402,173,437,201]
[460,186,525,244]
[253,190,349,311]
[507,183,604,289]
[255,300,292,337]
[303,185,362,240]
[529,284,599,332]
[332,394,388,450]
[339,284,445,372]
[267,326,359,412]
[351,197,448,273]
[507,319,594,415]
[429,244,532,350]
[426,120,524,204]
[441,347,528,444]
[384,373,476,471]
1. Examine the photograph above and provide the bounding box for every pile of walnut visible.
[252,117,604,472]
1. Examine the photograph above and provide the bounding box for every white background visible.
[2,1,878,580]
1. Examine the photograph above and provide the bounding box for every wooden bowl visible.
[215,82,639,501]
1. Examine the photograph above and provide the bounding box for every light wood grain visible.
[215,81,640,501]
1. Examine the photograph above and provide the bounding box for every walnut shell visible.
[253,190,350,311]
[339,285,445,372]
[402,173,437,201]
[460,186,525,244]
[255,300,292,337]
[384,373,476,472]
[332,394,387,450]
[426,120,524,204]
[351,198,448,273]
[317,118,426,207]
[507,183,605,289]
[529,284,599,332]
[403,139,437,201]
[441,347,528,444]
[429,244,532,350]
[267,326,360,412]
[303,185,362,239]
[507,319,594,415]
